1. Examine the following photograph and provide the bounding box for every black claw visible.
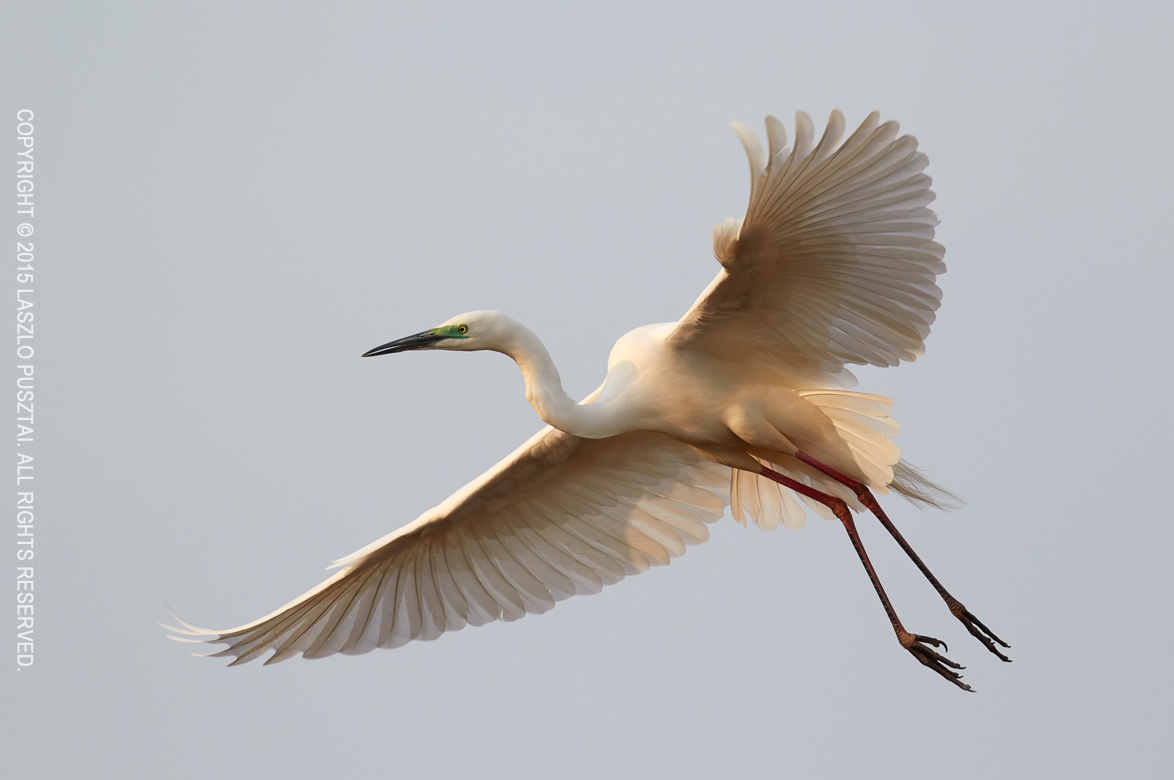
[916,634,948,654]
[957,609,1012,662]
[905,634,972,691]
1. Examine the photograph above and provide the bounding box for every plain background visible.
[6,2,1173,777]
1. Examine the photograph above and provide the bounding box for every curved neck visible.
[500,325,627,439]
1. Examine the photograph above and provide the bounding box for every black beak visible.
[362,330,445,357]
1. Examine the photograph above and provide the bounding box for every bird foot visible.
[948,600,1012,662]
[898,630,972,692]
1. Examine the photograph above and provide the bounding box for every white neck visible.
[499,324,629,439]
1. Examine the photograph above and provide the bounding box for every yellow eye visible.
[457,324,468,335]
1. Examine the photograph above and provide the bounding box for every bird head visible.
[362,310,520,357]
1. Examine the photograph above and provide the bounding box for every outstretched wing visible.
[166,427,729,665]
[669,111,945,376]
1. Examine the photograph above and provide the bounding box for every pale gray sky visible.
[7,2,1173,777]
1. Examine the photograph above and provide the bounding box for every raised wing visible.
[670,111,945,376]
[166,427,729,664]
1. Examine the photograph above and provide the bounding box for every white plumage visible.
[167,110,1008,690]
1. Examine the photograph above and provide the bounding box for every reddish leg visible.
[759,466,971,691]
[794,452,1011,663]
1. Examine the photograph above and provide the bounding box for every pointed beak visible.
[362,330,445,357]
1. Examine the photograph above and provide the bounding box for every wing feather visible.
[166,428,729,663]
[444,534,500,624]
[390,548,420,645]
[304,570,372,659]
[340,566,383,653]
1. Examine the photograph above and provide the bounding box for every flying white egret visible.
[167,110,1009,690]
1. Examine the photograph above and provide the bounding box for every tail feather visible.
[890,459,962,510]
[798,389,899,491]
[726,389,958,530]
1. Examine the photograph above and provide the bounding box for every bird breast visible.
[597,321,850,464]
[597,323,743,446]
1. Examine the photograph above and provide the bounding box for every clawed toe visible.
[950,602,1012,662]
[899,631,972,692]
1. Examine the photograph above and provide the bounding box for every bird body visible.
[168,110,1008,688]
[459,311,893,521]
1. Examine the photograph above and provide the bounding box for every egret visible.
[167,110,1009,690]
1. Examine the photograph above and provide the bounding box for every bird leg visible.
[793,452,1011,663]
[759,466,971,691]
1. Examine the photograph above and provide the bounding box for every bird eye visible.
[457,324,468,335]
